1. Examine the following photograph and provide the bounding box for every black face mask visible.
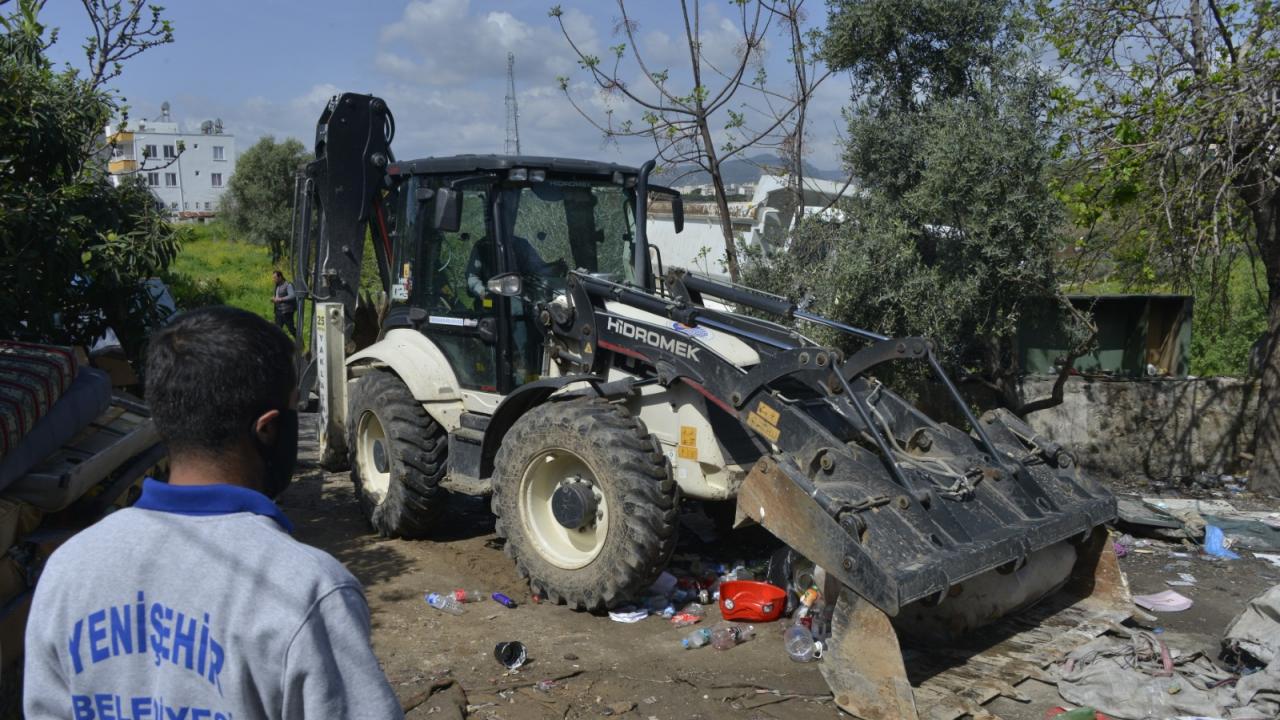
[254,409,298,499]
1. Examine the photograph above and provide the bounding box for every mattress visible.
[0,342,78,459]
[0,367,112,492]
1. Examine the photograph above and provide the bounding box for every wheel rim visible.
[356,410,392,504]
[520,449,608,570]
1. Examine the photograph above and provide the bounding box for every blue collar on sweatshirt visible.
[134,478,294,534]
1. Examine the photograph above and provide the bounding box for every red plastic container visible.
[718,580,787,622]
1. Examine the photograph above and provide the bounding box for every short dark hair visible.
[146,306,296,456]
[272,270,285,279]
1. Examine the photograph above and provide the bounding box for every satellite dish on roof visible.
[160,101,171,121]
[214,118,224,134]
[201,120,214,134]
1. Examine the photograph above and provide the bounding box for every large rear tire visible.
[347,371,446,538]
[492,396,678,611]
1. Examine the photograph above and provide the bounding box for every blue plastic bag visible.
[1204,525,1241,560]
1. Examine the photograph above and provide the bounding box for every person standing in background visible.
[271,270,297,339]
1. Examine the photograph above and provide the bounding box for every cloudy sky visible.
[40,0,851,172]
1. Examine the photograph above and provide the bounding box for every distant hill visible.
[656,154,846,186]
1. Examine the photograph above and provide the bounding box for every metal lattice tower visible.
[505,53,521,155]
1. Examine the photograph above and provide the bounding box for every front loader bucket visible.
[814,527,1132,720]
[739,443,1131,719]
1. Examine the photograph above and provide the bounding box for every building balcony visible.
[108,158,138,174]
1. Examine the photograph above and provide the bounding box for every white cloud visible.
[139,2,849,168]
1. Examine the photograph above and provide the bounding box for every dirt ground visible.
[283,419,1280,720]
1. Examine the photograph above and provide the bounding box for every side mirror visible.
[486,272,523,297]
[671,194,684,234]
[434,188,462,232]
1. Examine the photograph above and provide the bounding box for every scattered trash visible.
[493,641,527,670]
[1254,553,1280,569]
[1133,590,1194,613]
[426,592,465,615]
[491,592,517,609]
[765,547,801,615]
[1203,526,1241,560]
[608,606,648,623]
[563,653,578,661]
[1043,707,1109,720]
[1202,514,1280,552]
[1056,625,1280,720]
[641,696,658,705]
[670,611,702,627]
[534,679,559,692]
[681,628,712,649]
[784,624,822,662]
[1222,584,1280,667]
[1166,573,1198,587]
[1112,541,1129,558]
[719,580,786,622]
[530,594,543,604]
[648,571,678,596]
[451,589,486,603]
[709,622,756,650]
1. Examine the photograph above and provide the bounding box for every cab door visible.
[411,185,503,392]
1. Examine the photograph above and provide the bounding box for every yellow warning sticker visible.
[677,426,698,461]
[582,342,593,354]
[755,401,780,426]
[747,411,781,442]
[483,297,493,308]
[680,426,697,447]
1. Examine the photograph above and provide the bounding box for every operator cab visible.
[382,156,678,395]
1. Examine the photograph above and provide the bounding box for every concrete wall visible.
[1019,376,1259,483]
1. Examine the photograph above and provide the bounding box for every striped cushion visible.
[0,342,78,459]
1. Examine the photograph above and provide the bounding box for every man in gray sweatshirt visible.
[24,306,404,720]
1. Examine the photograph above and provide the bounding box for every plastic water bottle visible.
[710,623,756,650]
[451,589,486,603]
[682,628,712,649]
[426,592,464,615]
[784,624,818,662]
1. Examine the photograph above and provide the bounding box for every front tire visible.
[347,371,446,538]
[492,396,678,611]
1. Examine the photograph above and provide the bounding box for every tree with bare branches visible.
[550,1,831,282]
[1043,1,1280,493]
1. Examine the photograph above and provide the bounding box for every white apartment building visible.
[106,102,236,220]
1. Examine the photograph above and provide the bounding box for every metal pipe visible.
[834,371,915,492]
[634,159,656,290]
[680,271,796,318]
[925,351,1004,464]
[795,311,889,343]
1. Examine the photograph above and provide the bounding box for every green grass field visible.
[168,223,281,321]
[166,221,380,351]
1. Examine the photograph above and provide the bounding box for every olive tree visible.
[0,0,180,363]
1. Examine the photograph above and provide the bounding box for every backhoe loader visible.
[292,92,1132,720]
